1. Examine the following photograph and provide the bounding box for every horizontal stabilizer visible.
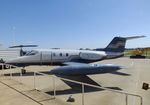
[102,35,146,52]
[9,45,38,48]
[124,35,146,40]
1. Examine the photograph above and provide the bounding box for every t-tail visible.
[104,37,126,53]
[95,35,146,59]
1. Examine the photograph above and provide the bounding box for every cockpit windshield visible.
[25,50,38,56]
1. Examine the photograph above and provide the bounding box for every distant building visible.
[0,46,20,61]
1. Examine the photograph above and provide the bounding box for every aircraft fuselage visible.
[5,49,122,66]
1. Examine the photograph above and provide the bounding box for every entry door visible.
[41,51,52,63]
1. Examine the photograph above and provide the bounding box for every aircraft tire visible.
[21,69,26,74]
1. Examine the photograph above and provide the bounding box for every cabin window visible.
[60,53,62,56]
[66,53,69,56]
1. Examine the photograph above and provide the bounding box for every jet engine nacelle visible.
[79,52,106,60]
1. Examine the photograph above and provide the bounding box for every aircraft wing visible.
[49,62,124,76]
[47,62,124,94]
[63,62,90,66]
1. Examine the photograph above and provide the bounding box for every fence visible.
[0,64,143,105]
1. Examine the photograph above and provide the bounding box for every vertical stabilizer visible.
[104,35,146,52]
[105,37,126,52]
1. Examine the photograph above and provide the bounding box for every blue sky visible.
[0,0,149,49]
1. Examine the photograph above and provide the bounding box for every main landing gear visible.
[21,67,26,74]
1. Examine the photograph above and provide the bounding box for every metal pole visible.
[53,76,56,98]
[12,26,16,45]
[140,97,143,105]
[34,72,36,90]
[2,64,4,70]
[125,94,128,105]
[9,65,12,79]
[10,71,12,79]
[20,68,22,84]
[2,64,4,76]
[82,83,85,105]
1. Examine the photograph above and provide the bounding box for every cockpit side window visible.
[25,50,38,56]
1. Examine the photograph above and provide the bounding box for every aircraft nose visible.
[5,59,18,64]
[5,57,24,64]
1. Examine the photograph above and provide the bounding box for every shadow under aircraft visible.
[3,66,130,95]
[46,75,123,95]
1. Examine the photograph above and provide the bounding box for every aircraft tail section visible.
[104,37,126,52]
[104,35,145,53]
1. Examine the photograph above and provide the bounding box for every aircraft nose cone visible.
[5,59,17,64]
[5,57,23,65]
